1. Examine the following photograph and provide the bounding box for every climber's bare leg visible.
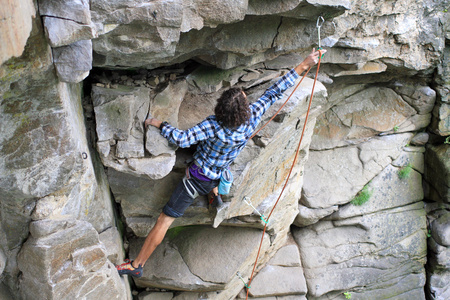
[132,212,175,268]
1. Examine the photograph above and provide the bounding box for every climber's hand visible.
[295,48,326,75]
[145,118,162,129]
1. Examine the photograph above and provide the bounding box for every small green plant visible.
[393,125,400,132]
[344,291,352,299]
[445,136,450,144]
[398,163,413,179]
[427,229,432,238]
[351,185,372,206]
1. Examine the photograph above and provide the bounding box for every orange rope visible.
[245,51,322,299]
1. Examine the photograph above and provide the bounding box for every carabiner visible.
[316,16,325,53]
[316,16,325,29]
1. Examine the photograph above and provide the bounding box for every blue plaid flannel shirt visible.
[160,68,300,180]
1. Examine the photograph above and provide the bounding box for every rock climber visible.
[115,48,325,278]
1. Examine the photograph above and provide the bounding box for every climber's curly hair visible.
[215,87,250,129]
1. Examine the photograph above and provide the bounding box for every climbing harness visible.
[242,16,325,299]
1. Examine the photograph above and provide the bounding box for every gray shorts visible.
[163,175,219,218]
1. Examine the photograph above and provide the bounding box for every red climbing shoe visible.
[116,260,143,278]
[209,193,223,208]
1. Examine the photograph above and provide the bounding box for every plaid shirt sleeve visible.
[160,116,217,148]
[249,68,299,127]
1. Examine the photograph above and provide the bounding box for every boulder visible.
[186,66,238,93]
[394,84,436,115]
[17,219,127,300]
[116,140,145,159]
[92,85,150,142]
[38,0,91,24]
[129,226,270,291]
[43,16,96,47]
[52,39,92,83]
[0,77,84,199]
[146,80,188,156]
[294,204,339,227]
[430,213,450,247]
[302,133,413,209]
[293,201,427,298]
[92,84,179,178]
[331,87,416,133]
[248,266,306,298]
[311,87,420,149]
[248,242,307,298]
[332,61,387,77]
[411,132,430,146]
[268,243,301,267]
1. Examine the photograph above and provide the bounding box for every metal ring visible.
[82,152,88,159]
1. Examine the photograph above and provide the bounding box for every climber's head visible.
[215,87,250,129]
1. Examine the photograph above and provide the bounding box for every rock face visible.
[0,6,128,299]
[38,0,95,83]
[0,0,35,64]
[90,0,350,70]
[0,0,449,300]
[17,219,127,300]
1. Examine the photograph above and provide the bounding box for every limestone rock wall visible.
[0,0,449,299]
[0,1,129,298]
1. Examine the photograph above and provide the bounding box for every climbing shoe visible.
[209,193,223,208]
[116,260,143,278]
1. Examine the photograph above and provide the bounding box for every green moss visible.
[398,163,413,179]
[12,113,31,126]
[2,90,14,99]
[351,185,372,206]
[5,61,26,71]
[166,226,187,239]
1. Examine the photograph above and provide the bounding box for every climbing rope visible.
[242,40,324,297]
